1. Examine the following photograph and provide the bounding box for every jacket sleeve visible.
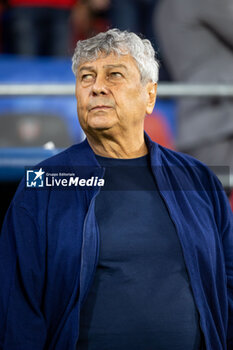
[222,199,233,350]
[0,201,47,350]
[213,179,233,349]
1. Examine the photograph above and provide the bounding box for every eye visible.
[81,74,94,82]
[109,72,123,78]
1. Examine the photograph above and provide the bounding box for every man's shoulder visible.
[156,144,233,233]
[10,140,92,210]
[157,142,207,168]
[38,139,90,167]
[147,134,213,179]
[156,143,223,191]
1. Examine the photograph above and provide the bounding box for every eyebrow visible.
[78,66,96,73]
[103,64,128,71]
[78,64,128,73]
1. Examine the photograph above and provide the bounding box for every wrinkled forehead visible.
[78,48,128,66]
[77,50,141,77]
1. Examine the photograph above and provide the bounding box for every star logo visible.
[33,168,45,181]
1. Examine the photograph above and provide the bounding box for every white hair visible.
[72,28,159,84]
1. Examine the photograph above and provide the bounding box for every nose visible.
[91,74,109,96]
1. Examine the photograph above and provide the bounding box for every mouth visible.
[90,105,112,111]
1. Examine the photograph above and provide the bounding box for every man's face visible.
[75,52,156,136]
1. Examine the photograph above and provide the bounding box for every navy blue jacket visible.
[1,134,233,350]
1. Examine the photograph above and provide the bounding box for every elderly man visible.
[0,29,233,350]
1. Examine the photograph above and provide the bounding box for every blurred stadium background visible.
[0,0,232,227]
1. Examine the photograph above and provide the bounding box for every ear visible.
[145,83,157,115]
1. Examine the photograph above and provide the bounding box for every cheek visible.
[123,87,146,111]
[115,87,138,105]
[76,94,89,128]
[76,91,88,113]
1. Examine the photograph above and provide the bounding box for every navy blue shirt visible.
[77,154,202,350]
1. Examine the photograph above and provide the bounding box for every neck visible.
[86,128,148,159]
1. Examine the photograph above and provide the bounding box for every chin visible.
[86,122,115,137]
[90,111,117,125]
[89,124,113,131]
[88,119,115,130]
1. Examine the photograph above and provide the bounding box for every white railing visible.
[0,83,233,97]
